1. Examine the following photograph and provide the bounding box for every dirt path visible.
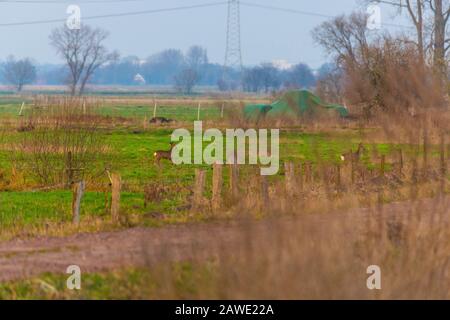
[0,196,448,282]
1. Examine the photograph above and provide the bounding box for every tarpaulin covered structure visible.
[244,90,349,120]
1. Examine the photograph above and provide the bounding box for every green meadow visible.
[0,100,429,238]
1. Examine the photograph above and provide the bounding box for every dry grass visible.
[134,187,450,300]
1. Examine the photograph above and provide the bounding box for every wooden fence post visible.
[229,164,239,199]
[440,134,446,193]
[285,162,295,197]
[440,135,446,175]
[66,151,73,188]
[193,169,206,210]
[72,181,85,225]
[260,175,269,208]
[221,102,225,118]
[423,126,429,172]
[298,162,303,192]
[212,164,223,211]
[305,162,311,184]
[19,102,25,116]
[336,164,341,190]
[398,148,404,175]
[153,100,158,118]
[350,152,355,184]
[143,115,148,129]
[111,173,121,223]
[197,103,201,121]
[380,155,386,176]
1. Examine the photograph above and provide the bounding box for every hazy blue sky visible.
[0,0,408,68]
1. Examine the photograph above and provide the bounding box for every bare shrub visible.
[313,12,446,119]
[10,97,109,187]
[344,37,444,118]
[316,65,344,104]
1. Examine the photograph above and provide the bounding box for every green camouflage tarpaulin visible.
[244,90,349,120]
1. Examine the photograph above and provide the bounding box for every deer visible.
[340,143,365,163]
[154,142,176,167]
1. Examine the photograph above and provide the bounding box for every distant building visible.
[271,59,293,70]
[133,73,146,85]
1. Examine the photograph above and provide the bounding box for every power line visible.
[0,0,413,30]
[240,1,334,19]
[240,1,413,30]
[0,0,148,3]
[373,0,407,8]
[0,1,228,27]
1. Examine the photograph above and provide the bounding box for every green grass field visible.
[0,98,448,300]
[0,100,435,238]
[0,265,205,299]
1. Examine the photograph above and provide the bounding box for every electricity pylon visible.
[222,0,243,90]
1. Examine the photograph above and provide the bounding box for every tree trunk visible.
[416,0,425,64]
[433,0,446,81]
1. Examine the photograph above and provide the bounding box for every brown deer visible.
[154,142,176,167]
[341,143,365,163]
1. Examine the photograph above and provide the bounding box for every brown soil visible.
[0,196,448,282]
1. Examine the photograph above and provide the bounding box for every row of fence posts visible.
[191,148,447,211]
[68,145,447,223]
[146,101,226,122]
[192,164,275,212]
[71,173,121,225]
[31,96,228,121]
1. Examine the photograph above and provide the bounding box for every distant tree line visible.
[90,46,324,93]
[242,63,317,93]
[0,23,332,94]
[0,51,326,94]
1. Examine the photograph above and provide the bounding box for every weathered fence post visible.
[284,162,295,197]
[423,126,429,172]
[398,148,404,175]
[260,175,269,208]
[410,156,419,199]
[18,102,25,116]
[82,99,86,115]
[197,102,201,121]
[350,152,355,184]
[380,155,386,176]
[212,164,223,211]
[440,134,446,174]
[66,151,73,188]
[336,164,341,190]
[305,161,312,184]
[153,100,158,118]
[221,102,225,118]
[440,134,446,193]
[229,164,239,199]
[193,169,206,211]
[72,181,85,225]
[111,173,121,223]
[143,115,148,129]
[298,162,303,192]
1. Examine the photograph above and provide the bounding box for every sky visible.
[0,0,410,68]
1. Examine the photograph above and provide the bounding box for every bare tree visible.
[49,24,113,96]
[174,69,199,94]
[185,45,208,72]
[312,12,370,67]
[369,1,426,61]
[402,0,426,62]
[2,56,36,92]
[11,99,107,187]
[371,1,450,77]
[428,0,450,77]
[313,11,442,117]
